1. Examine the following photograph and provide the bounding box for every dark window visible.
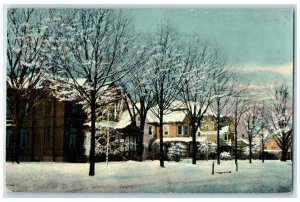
[184,126,189,136]
[20,129,28,149]
[71,102,77,114]
[6,129,13,148]
[149,125,153,135]
[224,133,228,140]
[178,125,182,136]
[69,126,77,149]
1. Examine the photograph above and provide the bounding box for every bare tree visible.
[118,48,156,160]
[46,9,139,176]
[146,22,185,167]
[209,58,232,165]
[267,84,292,161]
[179,36,219,165]
[259,101,268,163]
[244,104,263,163]
[6,9,51,163]
[230,84,250,164]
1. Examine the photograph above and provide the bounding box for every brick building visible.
[6,92,86,162]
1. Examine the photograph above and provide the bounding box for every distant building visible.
[264,138,281,152]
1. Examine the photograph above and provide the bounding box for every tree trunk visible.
[234,102,238,164]
[280,141,288,161]
[138,114,147,161]
[234,124,238,164]
[31,106,36,161]
[89,91,96,176]
[159,82,164,168]
[280,132,289,162]
[13,125,21,164]
[52,99,57,162]
[192,124,197,164]
[159,116,164,167]
[129,133,131,159]
[13,95,21,164]
[261,135,264,163]
[249,138,252,163]
[281,149,288,161]
[217,98,220,165]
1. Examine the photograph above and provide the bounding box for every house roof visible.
[154,136,208,143]
[157,110,186,124]
[84,120,118,129]
[237,138,249,145]
[115,110,132,129]
[198,126,229,136]
[115,103,188,129]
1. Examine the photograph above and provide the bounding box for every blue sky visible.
[130,8,294,93]
[131,8,293,66]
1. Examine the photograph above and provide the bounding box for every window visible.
[177,125,182,136]
[6,129,13,148]
[69,126,77,149]
[20,129,28,149]
[71,102,77,114]
[163,125,169,136]
[224,133,228,140]
[149,125,153,135]
[184,126,189,136]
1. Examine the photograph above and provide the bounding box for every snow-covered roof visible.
[115,103,188,129]
[161,110,187,123]
[237,138,249,145]
[154,136,207,143]
[146,110,159,123]
[115,110,132,129]
[84,121,118,129]
[198,126,229,136]
[98,121,118,129]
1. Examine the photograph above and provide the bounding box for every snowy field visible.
[5,159,292,193]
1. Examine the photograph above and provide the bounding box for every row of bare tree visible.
[7,9,293,177]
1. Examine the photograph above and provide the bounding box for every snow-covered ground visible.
[5,159,292,193]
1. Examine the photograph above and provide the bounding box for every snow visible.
[162,110,186,123]
[237,138,249,145]
[114,108,158,129]
[84,121,118,129]
[5,160,292,193]
[154,136,207,143]
[76,78,87,86]
[114,110,133,129]
[198,125,229,136]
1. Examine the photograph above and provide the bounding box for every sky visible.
[130,8,294,98]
